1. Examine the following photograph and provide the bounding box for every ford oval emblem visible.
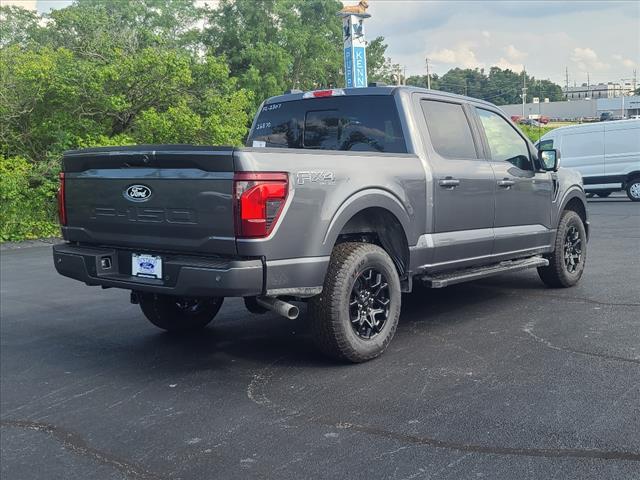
[124,184,152,202]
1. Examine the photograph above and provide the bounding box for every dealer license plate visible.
[132,253,163,279]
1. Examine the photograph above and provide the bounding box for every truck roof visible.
[264,85,499,109]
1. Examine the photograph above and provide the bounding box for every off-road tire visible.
[537,210,587,288]
[626,177,640,202]
[138,293,224,332]
[308,242,401,363]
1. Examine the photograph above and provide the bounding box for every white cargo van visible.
[538,119,640,201]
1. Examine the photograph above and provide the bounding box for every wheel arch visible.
[560,190,589,239]
[624,170,640,185]
[323,190,412,279]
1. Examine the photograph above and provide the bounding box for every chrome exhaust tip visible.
[256,296,299,320]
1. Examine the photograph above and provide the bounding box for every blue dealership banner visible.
[342,14,368,88]
[344,47,353,88]
[353,46,367,88]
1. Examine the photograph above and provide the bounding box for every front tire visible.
[137,293,224,332]
[309,242,401,363]
[537,210,587,288]
[626,177,640,202]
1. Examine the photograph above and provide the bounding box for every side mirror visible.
[539,149,560,172]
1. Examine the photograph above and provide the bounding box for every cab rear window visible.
[247,96,407,153]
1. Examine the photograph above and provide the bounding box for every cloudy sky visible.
[9,0,640,86]
[358,0,639,85]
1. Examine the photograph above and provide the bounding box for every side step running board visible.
[419,256,549,288]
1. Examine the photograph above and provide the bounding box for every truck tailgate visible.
[62,145,237,255]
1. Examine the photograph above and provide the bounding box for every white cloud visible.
[614,54,637,68]
[570,47,610,71]
[493,58,524,72]
[504,45,527,62]
[3,0,37,9]
[361,1,637,84]
[428,42,484,69]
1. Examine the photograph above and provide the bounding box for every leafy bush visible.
[0,155,60,241]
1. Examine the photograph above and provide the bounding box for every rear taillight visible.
[234,172,288,238]
[57,172,67,226]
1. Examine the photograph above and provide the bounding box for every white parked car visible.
[537,119,640,201]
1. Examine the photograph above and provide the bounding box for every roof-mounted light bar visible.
[302,89,346,99]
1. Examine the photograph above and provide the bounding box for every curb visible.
[1,237,62,251]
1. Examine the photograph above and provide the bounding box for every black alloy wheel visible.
[349,268,391,340]
[563,225,583,274]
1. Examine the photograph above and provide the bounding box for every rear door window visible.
[421,100,478,159]
[247,96,407,153]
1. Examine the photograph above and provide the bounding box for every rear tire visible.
[626,177,640,202]
[537,210,587,288]
[137,293,223,332]
[308,242,401,363]
[596,191,611,198]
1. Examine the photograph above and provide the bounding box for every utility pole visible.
[538,80,543,140]
[523,72,527,114]
[565,67,569,99]
[587,72,590,98]
[633,69,637,94]
[394,65,402,86]
[425,57,431,89]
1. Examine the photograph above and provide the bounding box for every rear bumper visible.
[53,243,263,297]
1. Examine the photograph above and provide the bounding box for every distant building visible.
[564,82,635,100]
[499,95,640,121]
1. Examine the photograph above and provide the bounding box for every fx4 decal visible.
[296,171,336,185]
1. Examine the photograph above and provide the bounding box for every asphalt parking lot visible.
[1,196,639,480]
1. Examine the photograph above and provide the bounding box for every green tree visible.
[1,1,254,164]
[366,36,392,83]
[205,0,339,105]
[44,0,205,57]
[1,46,251,162]
[205,0,388,105]
[0,6,44,48]
[406,73,441,89]
[407,67,564,105]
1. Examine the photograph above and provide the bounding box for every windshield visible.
[247,96,407,153]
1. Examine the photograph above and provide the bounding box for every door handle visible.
[497,178,515,188]
[438,178,460,188]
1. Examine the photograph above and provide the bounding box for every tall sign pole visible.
[339,3,371,88]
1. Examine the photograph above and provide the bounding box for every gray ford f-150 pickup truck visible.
[53,86,589,362]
